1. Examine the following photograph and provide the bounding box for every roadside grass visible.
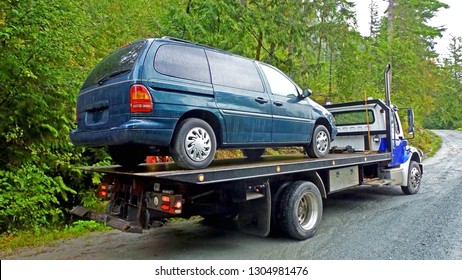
[411,129,442,158]
[0,220,111,258]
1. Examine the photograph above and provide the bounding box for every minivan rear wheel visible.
[170,118,217,169]
[109,145,147,167]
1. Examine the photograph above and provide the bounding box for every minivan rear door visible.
[207,51,272,144]
[75,40,149,133]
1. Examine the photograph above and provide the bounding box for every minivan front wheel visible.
[306,124,330,158]
[170,118,216,169]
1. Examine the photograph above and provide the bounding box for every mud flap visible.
[71,205,143,233]
[237,181,271,237]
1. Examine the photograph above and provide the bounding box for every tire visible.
[401,161,422,195]
[109,145,147,167]
[306,125,330,158]
[278,181,323,240]
[270,181,292,236]
[170,118,216,169]
[242,148,265,160]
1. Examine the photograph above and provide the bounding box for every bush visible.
[0,164,75,233]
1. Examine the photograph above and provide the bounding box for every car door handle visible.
[255,97,269,104]
[273,101,283,107]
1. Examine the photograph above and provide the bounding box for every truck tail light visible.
[130,84,153,113]
[98,184,112,199]
[146,192,183,214]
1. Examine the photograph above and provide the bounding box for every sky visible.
[353,0,462,58]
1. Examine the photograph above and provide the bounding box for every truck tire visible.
[306,125,330,158]
[401,161,422,195]
[242,148,265,160]
[109,145,147,167]
[278,181,323,240]
[170,118,217,170]
[270,181,292,236]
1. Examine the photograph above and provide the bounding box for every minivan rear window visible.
[82,40,147,88]
[154,44,211,83]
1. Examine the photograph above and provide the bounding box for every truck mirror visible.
[407,109,415,139]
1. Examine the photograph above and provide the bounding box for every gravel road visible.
[5,130,462,260]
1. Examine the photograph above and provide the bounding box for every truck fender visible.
[271,172,326,201]
[400,148,423,187]
[302,171,327,198]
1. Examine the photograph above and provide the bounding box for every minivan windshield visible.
[82,40,147,88]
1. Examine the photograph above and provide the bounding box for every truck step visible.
[363,178,393,187]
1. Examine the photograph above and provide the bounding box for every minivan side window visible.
[206,50,264,92]
[154,44,211,83]
[260,64,298,97]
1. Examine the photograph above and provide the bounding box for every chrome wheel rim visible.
[297,191,319,230]
[316,130,329,154]
[184,126,212,162]
[410,166,421,190]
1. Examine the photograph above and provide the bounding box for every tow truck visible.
[71,65,423,240]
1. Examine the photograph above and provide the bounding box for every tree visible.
[0,0,86,232]
[369,0,381,39]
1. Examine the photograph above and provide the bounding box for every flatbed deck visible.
[81,152,392,184]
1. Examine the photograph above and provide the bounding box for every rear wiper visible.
[98,69,131,85]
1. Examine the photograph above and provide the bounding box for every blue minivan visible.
[70,37,337,169]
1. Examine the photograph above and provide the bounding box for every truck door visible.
[258,63,314,143]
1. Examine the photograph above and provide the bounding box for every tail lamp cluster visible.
[146,190,183,214]
[130,84,153,113]
[158,194,183,214]
[98,183,113,199]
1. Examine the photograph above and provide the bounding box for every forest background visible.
[1,0,461,236]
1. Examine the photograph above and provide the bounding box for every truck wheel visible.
[278,181,323,240]
[170,118,216,169]
[109,145,147,167]
[242,149,265,160]
[401,161,422,195]
[306,125,330,158]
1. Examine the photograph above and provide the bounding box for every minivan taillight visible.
[130,84,153,113]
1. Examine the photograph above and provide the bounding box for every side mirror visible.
[407,109,415,138]
[301,89,312,99]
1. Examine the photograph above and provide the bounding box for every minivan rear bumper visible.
[70,119,175,147]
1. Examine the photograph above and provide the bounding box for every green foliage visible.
[64,220,110,234]
[410,128,442,158]
[0,0,112,233]
[0,164,75,233]
[424,36,462,129]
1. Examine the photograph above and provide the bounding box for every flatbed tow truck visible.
[72,66,423,240]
